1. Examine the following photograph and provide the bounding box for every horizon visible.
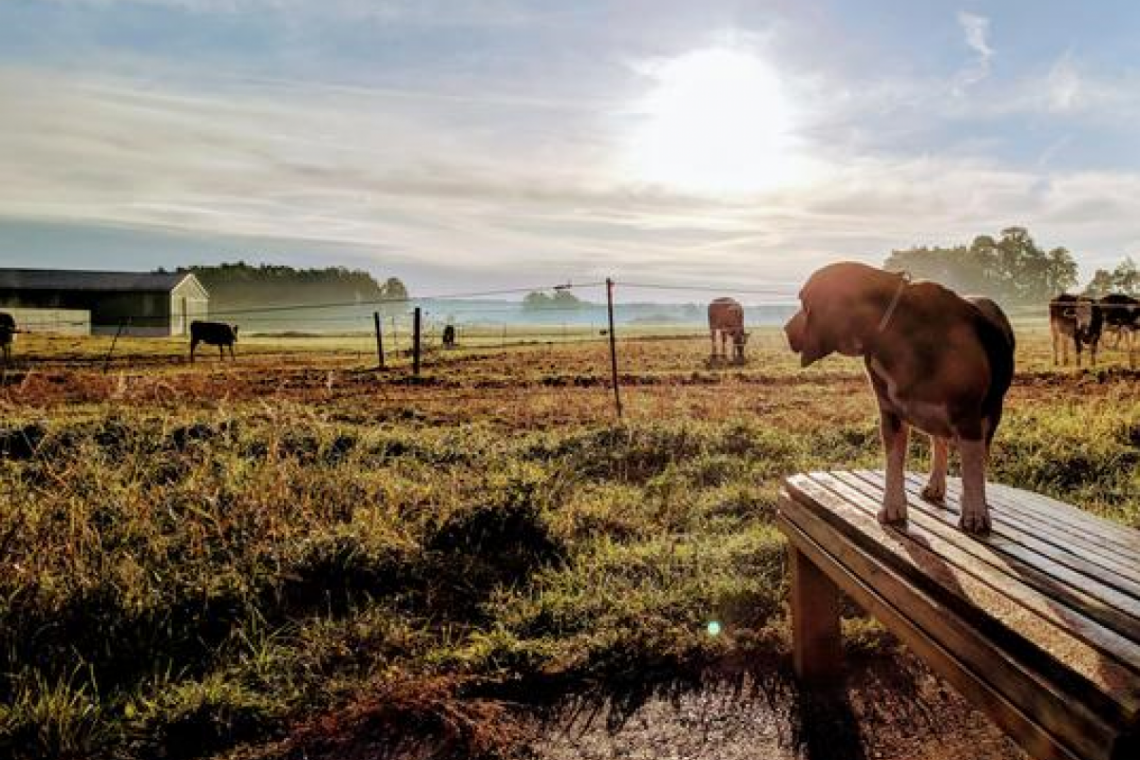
[3,1,1140,292]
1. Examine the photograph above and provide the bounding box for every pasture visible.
[1,324,1137,759]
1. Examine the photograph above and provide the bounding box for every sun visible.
[624,47,809,195]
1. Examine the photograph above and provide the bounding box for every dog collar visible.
[877,272,911,333]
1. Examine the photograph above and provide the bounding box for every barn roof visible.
[0,268,198,293]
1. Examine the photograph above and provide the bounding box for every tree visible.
[885,227,1077,305]
[522,290,583,311]
[1112,257,1139,295]
[379,277,409,316]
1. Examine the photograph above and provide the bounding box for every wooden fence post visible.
[606,278,623,419]
[103,318,129,373]
[412,307,422,376]
[373,311,385,370]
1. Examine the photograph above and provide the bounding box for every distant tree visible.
[885,227,1077,305]
[1112,257,1139,294]
[522,289,583,311]
[181,262,390,312]
[1083,257,1138,296]
[379,277,409,316]
[1084,269,1116,297]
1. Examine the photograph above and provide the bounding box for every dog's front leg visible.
[922,436,948,502]
[958,437,991,534]
[877,410,909,524]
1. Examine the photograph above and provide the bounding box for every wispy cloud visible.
[954,11,994,93]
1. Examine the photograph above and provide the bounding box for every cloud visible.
[954,11,994,92]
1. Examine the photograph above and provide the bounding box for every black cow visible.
[1049,294,1102,367]
[1099,293,1138,368]
[442,324,457,349]
[0,312,16,365]
[190,320,238,362]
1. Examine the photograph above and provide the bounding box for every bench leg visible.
[791,545,843,685]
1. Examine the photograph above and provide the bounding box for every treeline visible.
[522,290,585,311]
[885,227,1138,304]
[166,262,408,313]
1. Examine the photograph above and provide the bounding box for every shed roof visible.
[0,268,198,293]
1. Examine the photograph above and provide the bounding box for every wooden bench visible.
[778,470,1140,760]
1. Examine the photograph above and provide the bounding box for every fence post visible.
[103,318,129,373]
[412,307,422,376]
[373,311,385,370]
[606,278,623,419]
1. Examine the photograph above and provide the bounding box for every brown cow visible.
[1049,294,1102,367]
[708,297,747,363]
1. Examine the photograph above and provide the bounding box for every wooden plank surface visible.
[900,473,1140,585]
[829,471,1140,648]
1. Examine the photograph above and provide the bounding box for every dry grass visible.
[0,324,1136,759]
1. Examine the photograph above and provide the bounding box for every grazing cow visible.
[0,312,15,365]
[708,297,748,363]
[190,320,238,362]
[1049,294,1103,367]
[1099,293,1139,368]
[442,324,456,349]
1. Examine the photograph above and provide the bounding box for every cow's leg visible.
[922,436,949,502]
[958,436,991,534]
[1074,338,1082,368]
[877,410,909,524]
[710,330,717,358]
[229,343,236,360]
[218,344,224,360]
[1090,339,1098,367]
[190,338,198,363]
[1050,326,1058,365]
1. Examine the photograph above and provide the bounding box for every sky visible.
[1,0,1139,297]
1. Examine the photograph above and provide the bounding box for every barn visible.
[0,268,209,337]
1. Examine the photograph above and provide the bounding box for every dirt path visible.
[533,655,1025,760]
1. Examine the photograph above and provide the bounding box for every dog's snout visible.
[784,310,806,353]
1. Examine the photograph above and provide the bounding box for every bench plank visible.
[928,476,1140,572]
[835,471,1140,647]
[779,471,1140,760]
[892,472,1140,595]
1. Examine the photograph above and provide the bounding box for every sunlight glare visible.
[625,47,809,194]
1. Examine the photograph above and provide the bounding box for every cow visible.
[708,297,748,363]
[1099,293,1139,368]
[0,312,16,365]
[1049,294,1102,367]
[442,324,457,349]
[189,320,238,362]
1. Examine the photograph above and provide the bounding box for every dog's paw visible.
[877,499,908,525]
[921,480,946,503]
[958,506,991,535]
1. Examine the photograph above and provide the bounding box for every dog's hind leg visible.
[922,436,948,503]
[958,437,991,534]
[877,410,910,525]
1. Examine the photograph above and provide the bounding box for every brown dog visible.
[784,262,1015,534]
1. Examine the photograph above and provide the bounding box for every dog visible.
[784,262,1015,534]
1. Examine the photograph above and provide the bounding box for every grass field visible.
[1,325,1137,759]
